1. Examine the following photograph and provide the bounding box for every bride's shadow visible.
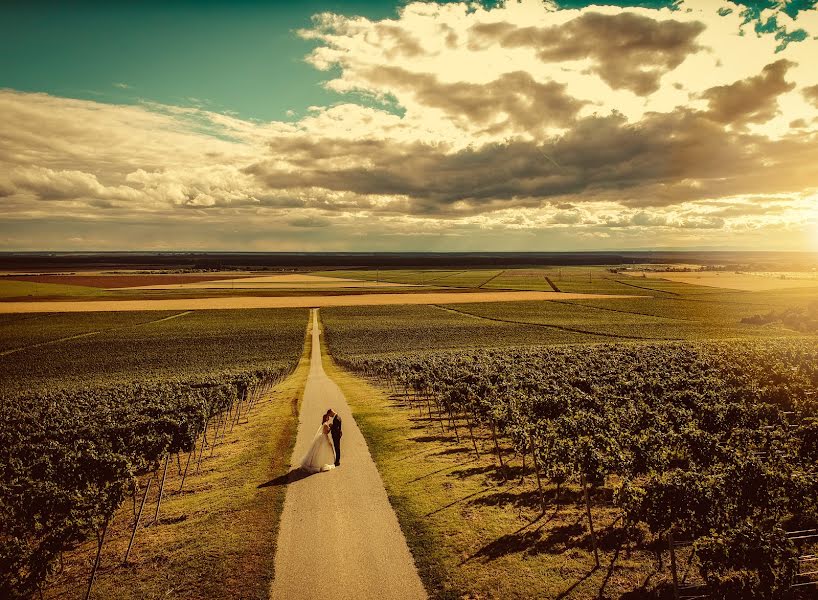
[257,468,314,488]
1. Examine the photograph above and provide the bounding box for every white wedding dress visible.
[300,423,336,473]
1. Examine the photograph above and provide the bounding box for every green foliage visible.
[1,308,308,395]
[743,301,818,333]
[322,304,596,356]
[696,521,797,600]
[337,337,818,598]
[0,308,308,598]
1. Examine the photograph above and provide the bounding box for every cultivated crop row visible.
[336,338,818,599]
[0,308,309,599]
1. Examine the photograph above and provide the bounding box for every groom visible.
[328,409,342,466]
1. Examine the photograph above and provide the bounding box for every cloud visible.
[244,106,818,214]
[352,67,586,134]
[9,166,142,202]
[804,83,818,107]
[469,11,706,96]
[701,59,796,125]
[1,0,818,251]
[289,215,332,228]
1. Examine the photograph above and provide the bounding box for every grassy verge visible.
[45,316,313,600]
[321,344,666,599]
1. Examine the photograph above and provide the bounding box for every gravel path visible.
[270,309,427,600]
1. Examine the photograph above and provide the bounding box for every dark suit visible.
[330,415,342,466]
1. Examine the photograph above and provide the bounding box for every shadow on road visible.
[258,468,314,488]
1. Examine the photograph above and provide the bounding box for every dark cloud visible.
[357,67,585,132]
[374,24,424,59]
[469,12,705,95]
[803,84,818,107]
[701,59,796,125]
[245,107,818,216]
[0,180,15,198]
[438,23,459,49]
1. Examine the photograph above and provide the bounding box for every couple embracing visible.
[300,409,342,473]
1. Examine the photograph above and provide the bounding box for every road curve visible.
[270,309,427,600]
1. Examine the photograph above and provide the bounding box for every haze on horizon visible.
[1,0,817,253]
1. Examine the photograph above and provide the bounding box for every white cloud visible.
[1,0,818,250]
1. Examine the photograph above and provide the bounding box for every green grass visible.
[0,308,310,395]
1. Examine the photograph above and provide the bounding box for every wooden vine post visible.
[449,408,460,443]
[435,397,446,434]
[124,475,153,564]
[465,410,480,459]
[196,418,209,474]
[153,453,169,523]
[531,445,546,513]
[668,532,680,600]
[581,473,600,568]
[85,515,112,600]
[178,449,193,492]
[490,419,506,479]
[210,415,220,457]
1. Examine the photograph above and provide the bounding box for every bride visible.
[300,413,336,473]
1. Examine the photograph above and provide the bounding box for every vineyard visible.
[3,269,818,599]
[320,294,803,358]
[325,305,818,598]
[0,309,307,394]
[0,308,308,599]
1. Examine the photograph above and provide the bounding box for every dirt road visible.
[270,310,426,600]
[0,290,640,313]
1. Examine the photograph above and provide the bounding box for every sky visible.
[1,0,817,252]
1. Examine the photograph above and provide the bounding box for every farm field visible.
[322,292,806,358]
[317,266,818,599]
[6,0,818,579]
[1,272,259,288]
[318,265,818,296]
[321,304,600,355]
[326,324,818,599]
[0,308,308,394]
[316,267,628,293]
[0,311,181,353]
[125,273,417,290]
[627,270,818,291]
[2,260,817,600]
[43,327,313,600]
[326,352,667,598]
[315,269,500,287]
[0,308,310,598]
[0,279,106,299]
